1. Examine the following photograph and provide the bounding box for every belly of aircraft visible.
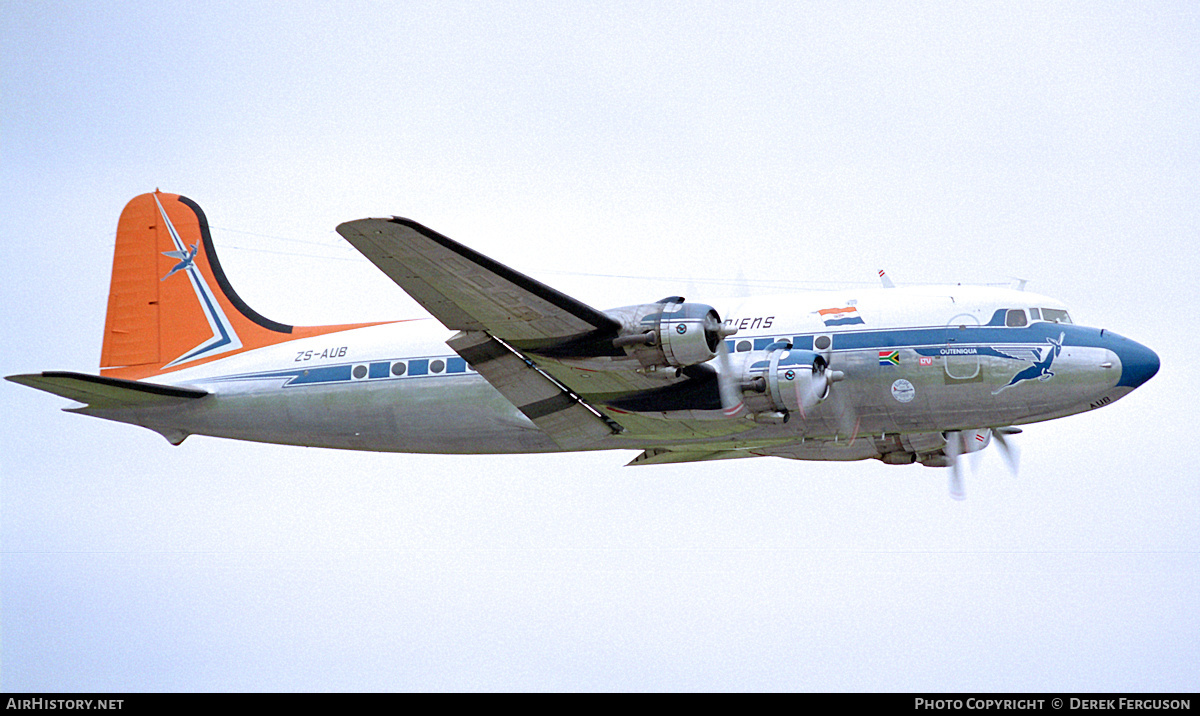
[118,374,562,454]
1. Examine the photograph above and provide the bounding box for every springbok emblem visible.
[993,332,1065,395]
[161,243,199,282]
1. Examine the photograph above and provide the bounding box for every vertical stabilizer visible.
[100,192,380,380]
[101,193,167,368]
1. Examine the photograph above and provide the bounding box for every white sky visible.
[2,1,1197,691]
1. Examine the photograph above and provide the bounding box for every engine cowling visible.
[739,342,831,420]
[611,297,728,370]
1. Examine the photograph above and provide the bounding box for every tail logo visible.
[161,244,198,281]
[154,194,243,368]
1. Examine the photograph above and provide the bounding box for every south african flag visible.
[878,350,900,366]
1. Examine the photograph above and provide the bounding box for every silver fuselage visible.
[79,285,1158,462]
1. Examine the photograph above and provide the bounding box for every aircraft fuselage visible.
[80,284,1157,463]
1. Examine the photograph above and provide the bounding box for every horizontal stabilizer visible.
[7,371,208,409]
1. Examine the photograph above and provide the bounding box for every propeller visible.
[944,426,1022,500]
[795,357,844,428]
[793,355,827,418]
[712,327,845,423]
[817,356,855,443]
[945,430,965,500]
[714,326,744,417]
[992,426,1022,477]
[968,444,985,474]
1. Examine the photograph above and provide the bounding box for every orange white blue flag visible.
[817,306,864,326]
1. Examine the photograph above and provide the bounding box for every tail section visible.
[101,191,378,379]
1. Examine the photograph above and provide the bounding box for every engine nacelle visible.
[610,297,727,369]
[739,343,831,420]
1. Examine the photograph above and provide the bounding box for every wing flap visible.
[447,331,617,450]
[7,371,208,409]
[626,447,759,466]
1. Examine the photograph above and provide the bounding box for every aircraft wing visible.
[336,218,621,354]
[338,217,760,448]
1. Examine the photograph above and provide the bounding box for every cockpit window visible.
[1041,308,1072,324]
[1029,308,1041,320]
[1005,309,1028,327]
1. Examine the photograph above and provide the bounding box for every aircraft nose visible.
[1114,336,1160,389]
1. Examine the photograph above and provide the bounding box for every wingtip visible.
[335,216,417,238]
[6,372,44,386]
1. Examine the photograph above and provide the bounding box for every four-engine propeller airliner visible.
[8,192,1160,498]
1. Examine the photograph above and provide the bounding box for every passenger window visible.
[1029,308,1041,320]
[1005,309,1028,327]
[1042,308,1072,324]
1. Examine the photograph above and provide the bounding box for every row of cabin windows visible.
[1006,308,1072,327]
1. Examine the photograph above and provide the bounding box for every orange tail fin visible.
[100,192,378,380]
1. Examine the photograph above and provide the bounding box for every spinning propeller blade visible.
[715,327,744,417]
[992,426,1022,477]
[946,430,966,501]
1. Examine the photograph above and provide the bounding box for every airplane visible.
[7,191,1161,499]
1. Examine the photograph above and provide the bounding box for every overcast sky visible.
[2,1,1197,691]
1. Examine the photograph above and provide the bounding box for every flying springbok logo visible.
[161,243,198,281]
[993,332,1065,395]
[154,194,243,368]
